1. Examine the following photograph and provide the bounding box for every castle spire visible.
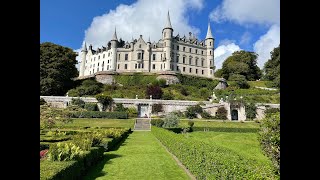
[148,36,151,43]
[164,10,172,29]
[81,41,87,51]
[112,27,118,41]
[205,22,213,39]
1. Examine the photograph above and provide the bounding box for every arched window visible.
[210,42,212,46]
[164,32,166,38]
[210,51,212,55]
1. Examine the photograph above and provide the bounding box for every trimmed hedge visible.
[84,103,98,111]
[70,111,128,119]
[152,127,278,179]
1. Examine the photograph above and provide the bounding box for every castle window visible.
[119,54,120,60]
[164,32,166,38]
[210,42,212,46]
[125,64,128,69]
[177,66,179,71]
[91,58,92,62]
[196,49,198,54]
[170,64,173,70]
[94,57,96,61]
[139,44,141,48]
[125,54,128,60]
[183,57,185,64]
[161,54,162,60]
[93,69,95,73]
[118,64,120,69]
[142,63,144,68]
[135,64,137,69]
[90,71,91,74]
[97,68,99,72]
[98,56,100,59]
[138,53,141,60]
[183,47,185,51]
[102,62,104,71]
[189,68,192,73]
[108,53,110,57]
[153,54,156,60]
[154,44,156,48]
[202,70,204,74]
[108,60,110,64]
[177,45,179,50]
[107,65,109,70]
[210,51,212,55]
[98,63,99,66]
[93,64,95,68]
[189,57,192,65]
[152,64,155,69]
[196,69,198,74]
[210,61,212,66]
[103,54,105,58]
[176,55,179,63]
[202,60,204,66]
[201,51,204,55]
[164,64,165,69]
[195,59,198,66]
[138,63,141,68]
[183,67,185,72]
[86,60,87,63]
[161,64,162,69]
[164,42,166,47]
[189,48,191,53]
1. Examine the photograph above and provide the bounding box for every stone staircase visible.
[134,118,151,131]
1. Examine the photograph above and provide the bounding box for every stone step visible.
[134,118,151,131]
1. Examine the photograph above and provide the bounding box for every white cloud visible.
[253,24,280,68]
[214,42,241,70]
[209,0,280,25]
[240,31,251,45]
[81,0,204,51]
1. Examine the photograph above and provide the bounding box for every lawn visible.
[84,131,191,180]
[187,131,269,163]
[61,118,135,128]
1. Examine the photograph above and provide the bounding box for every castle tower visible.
[79,41,87,77]
[205,22,214,78]
[162,11,173,71]
[110,27,118,71]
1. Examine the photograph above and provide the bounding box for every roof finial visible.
[205,22,213,39]
[164,10,172,29]
[148,36,151,43]
[81,41,87,51]
[112,27,118,41]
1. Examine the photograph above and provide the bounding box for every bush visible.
[47,142,85,161]
[71,98,85,108]
[187,120,194,127]
[259,112,280,174]
[71,111,128,119]
[199,88,210,99]
[162,113,179,128]
[185,105,203,119]
[228,74,250,89]
[67,79,104,97]
[152,104,163,113]
[152,127,277,179]
[151,119,164,127]
[162,91,174,100]
[127,107,138,118]
[215,107,227,120]
[265,108,280,117]
[180,87,189,96]
[200,111,212,119]
[146,85,163,99]
[245,103,257,120]
[158,79,167,87]
[84,103,98,111]
[95,94,113,111]
[40,98,46,105]
[176,74,219,89]
[114,103,128,112]
[171,110,185,118]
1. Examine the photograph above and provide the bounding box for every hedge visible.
[152,127,278,179]
[70,111,128,119]
[84,103,98,111]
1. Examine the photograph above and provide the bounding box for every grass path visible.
[84,131,191,180]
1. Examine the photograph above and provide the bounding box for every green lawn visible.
[180,120,260,128]
[187,131,269,163]
[61,118,135,128]
[84,131,191,180]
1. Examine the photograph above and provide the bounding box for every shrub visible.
[185,105,203,119]
[71,98,85,108]
[229,74,250,89]
[158,79,167,87]
[95,94,113,111]
[47,142,85,161]
[265,108,280,117]
[70,111,128,119]
[187,120,194,127]
[176,74,219,89]
[162,91,174,100]
[171,110,185,118]
[151,119,164,127]
[162,113,179,128]
[215,107,227,120]
[245,103,257,120]
[259,112,280,174]
[84,103,98,111]
[200,111,212,119]
[180,87,189,96]
[152,104,163,113]
[114,103,128,112]
[127,107,138,118]
[67,79,104,97]
[146,85,163,99]
[40,98,46,105]
[199,88,210,99]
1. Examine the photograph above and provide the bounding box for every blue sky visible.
[40,0,279,69]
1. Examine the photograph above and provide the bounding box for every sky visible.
[40,0,280,70]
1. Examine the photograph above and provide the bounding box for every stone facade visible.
[78,11,215,80]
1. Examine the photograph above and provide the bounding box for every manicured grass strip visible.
[84,131,191,180]
[62,118,135,128]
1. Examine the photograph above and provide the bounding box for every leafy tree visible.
[229,74,250,89]
[162,112,180,128]
[245,103,257,120]
[71,98,85,108]
[263,45,280,88]
[214,68,223,78]
[215,107,227,120]
[185,105,203,119]
[162,90,174,100]
[259,112,280,175]
[40,42,78,95]
[114,103,128,112]
[221,50,262,81]
[146,85,163,99]
[67,79,103,97]
[95,94,113,111]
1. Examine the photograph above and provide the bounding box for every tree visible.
[228,74,250,89]
[95,94,113,111]
[263,45,280,88]
[221,50,262,81]
[259,112,280,175]
[67,79,103,97]
[146,85,163,99]
[214,68,223,77]
[40,42,78,95]
[162,112,180,128]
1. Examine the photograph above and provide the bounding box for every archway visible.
[231,109,238,120]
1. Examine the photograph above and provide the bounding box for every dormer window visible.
[139,44,141,48]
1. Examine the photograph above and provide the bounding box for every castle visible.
[78,11,215,80]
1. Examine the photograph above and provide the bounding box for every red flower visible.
[40,149,48,159]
